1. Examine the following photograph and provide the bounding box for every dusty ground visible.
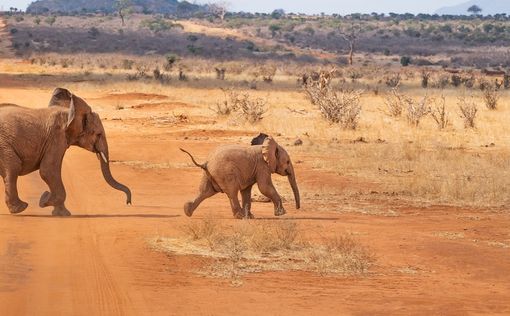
[0,57,510,316]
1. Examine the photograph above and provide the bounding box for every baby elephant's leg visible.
[184,175,217,217]
[240,185,254,219]
[257,181,285,216]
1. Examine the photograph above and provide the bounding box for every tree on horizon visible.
[467,4,482,16]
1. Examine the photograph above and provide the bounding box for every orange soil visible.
[0,76,509,315]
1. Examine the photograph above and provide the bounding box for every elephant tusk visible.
[100,152,108,163]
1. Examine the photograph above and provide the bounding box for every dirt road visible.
[0,85,509,315]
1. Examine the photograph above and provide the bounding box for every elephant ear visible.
[262,137,278,173]
[49,88,92,137]
[48,88,73,108]
[251,133,269,146]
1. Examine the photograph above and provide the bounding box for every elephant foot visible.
[234,211,254,220]
[52,206,71,217]
[184,202,194,217]
[274,206,286,217]
[8,201,28,214]
[39,191,52,208]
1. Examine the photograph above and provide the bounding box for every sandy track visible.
[0,137,509,315]
[0,88,509,315]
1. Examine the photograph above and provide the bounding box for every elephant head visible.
[261,136,300,209]
[49,88,132,204]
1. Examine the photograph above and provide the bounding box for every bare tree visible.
[338,22,361,66]
[115,0,133,27]
[209,1,230,22]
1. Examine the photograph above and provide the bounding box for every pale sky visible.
[0,0,464,14]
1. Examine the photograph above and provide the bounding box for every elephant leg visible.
[257,181,286,216]
[184,175,217,217]
[226,191,248,219]
[39,161,70,217]
[240,185,254,219]
[3,173,28,214]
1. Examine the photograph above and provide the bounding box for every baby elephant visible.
[181,135,300,219]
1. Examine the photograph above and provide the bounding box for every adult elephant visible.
[180,135,300,219]
[0,88,131,216]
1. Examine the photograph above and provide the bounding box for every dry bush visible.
[458,95,478,128]
[304,81,325,105]
[156,220,374,283]
[383,88,407,117]
[181,215,221,249]
[451,74,462,87]
[347,69,362,82]
[305,233,374,275]
[127,65,149,81]
[482,83,500,110]
[303,69,334,105]
[405,95,431,127]
[239,96,268,123]
[249,221,299,252]
[430,95,449,130]
[257,65,277,83]
[305,84,362,129]
[211,89,267,123]
[384,73,401,88]
[152,67,171,84]
[432,74,449,89]
[383,89,431,126]
[421,70,431,88]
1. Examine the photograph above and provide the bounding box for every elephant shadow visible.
[2,214,181,219]
[253,216,341,221]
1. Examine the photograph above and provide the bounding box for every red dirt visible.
[1,88,510,315]
[94,93,169,102]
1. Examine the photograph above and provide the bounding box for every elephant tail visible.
[180,148,222,193]
[180,148,208,171]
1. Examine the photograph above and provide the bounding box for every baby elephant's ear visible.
[48,88,73,108]
[262,137,278,173]
[251,133,269,145]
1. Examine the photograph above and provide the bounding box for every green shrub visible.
[45,16,56,26]
[400,56,411,67]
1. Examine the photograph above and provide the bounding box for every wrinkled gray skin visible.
[181,136,300,219]
[0,88,131,216]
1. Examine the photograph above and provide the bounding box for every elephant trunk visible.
[287,162,300,209]
[96,136,132,205]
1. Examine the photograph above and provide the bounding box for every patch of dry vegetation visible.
[153,217,374,284]
[3,50,510,209]
[210,88,268,123]
[309,141,510,207]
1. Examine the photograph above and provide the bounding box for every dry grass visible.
[308,141,510,207]
[153,218,375,284]
[2,55,510,208]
